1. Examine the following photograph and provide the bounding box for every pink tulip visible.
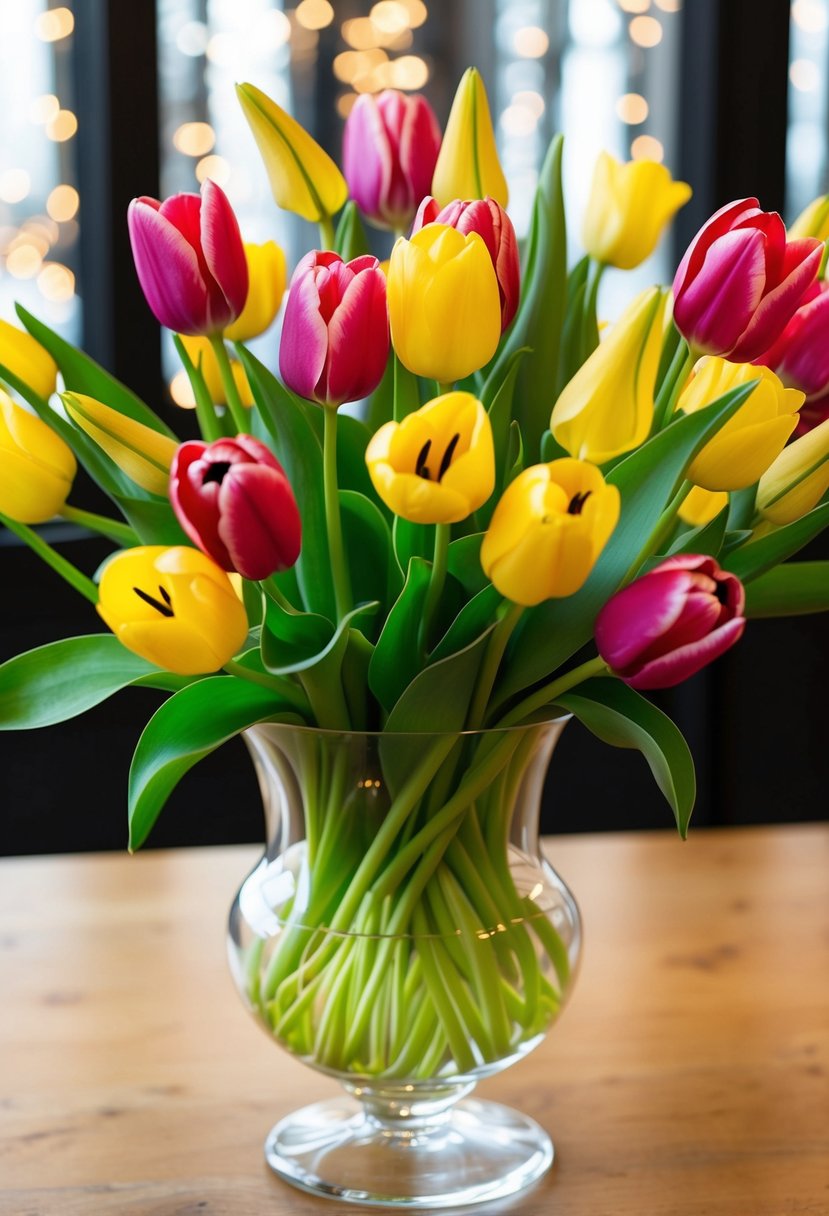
[279,251,389,407]
[794,393,829,437]
[170,435,301,581]
[128,180,248,336]
[595,555,745,690]
[413,195,520,331]
[343,90,441,231]
[672,199,822,362]
[755,280,829,404]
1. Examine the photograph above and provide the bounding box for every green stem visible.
[418,521,450,654]
[583,261,604,353]
[467,601,523,728]
[262,575,296,612]
[323,406,352,621]
[209,333,248,434]
[653,342,694,433]
[222,659,310,715]
[318,214,336,251]
[59,506,136,547]
[622,479,693,584]
[1,513,98,604]
[498,654,610,728]
[172,334,223,442]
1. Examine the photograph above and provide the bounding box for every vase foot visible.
[264,1094,553,1208]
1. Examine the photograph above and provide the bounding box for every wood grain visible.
[0,826,827,1216]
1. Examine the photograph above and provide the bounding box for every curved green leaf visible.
[341,488,401,621]
[724,503,829,582]
[369,557,431,712]
[744,561,829,617]
[667,507,729,559]
[430,584,502,665]
[446,533,488,598]
[334,200,370,261]
[261,600,377,676]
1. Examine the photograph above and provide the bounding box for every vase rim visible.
[246,712,572,742]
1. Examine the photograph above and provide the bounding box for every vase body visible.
[228,720,581,1208]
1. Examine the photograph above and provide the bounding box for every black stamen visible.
[415,439,432,480]
[437,433,461,483]
[133,586,175,618]
[567,490,592,515]
[202,460,232,486]
[159,585,172,606]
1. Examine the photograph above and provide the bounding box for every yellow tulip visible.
[551,287,665,463]
[0,389,76,523]
[0,319,58,401]
[236,82,347,223]
[366,391,494,524]
[387,225,501,383]
[582,153,691,270]
[431,67,508,208]
[678,486,729,528]
[756,416,829,525]
[788,194,829,242]
[63,392,178,497]
[97,545,249,674]
[481,459,620,605]
[177,336,254,409]
[224,241,287,342]
[678,360,802,491]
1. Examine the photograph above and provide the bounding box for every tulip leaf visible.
[393,353,421,423]
[724,502,829,582]
[393,517,435,576]
[667,508,729,559]
[553,678,696,838]
[111,495,189,546]
[367,354,395,433]
[16,304,177,438]
[744,562,829,617]
[430,584,502,664]
[128,676,302,849]
[0,636,162,729]
[480,348,528,528]
[334,201,371,261]
[556,256,591,393]
[727,485,758,531]
[261,598,376,677]
[369,557,431,712]
[447,533,488,597]
[341,489,401,623]
[505,419,524,487]
[539,428,571,463]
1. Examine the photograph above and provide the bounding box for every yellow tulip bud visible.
[0,389,76,523]
[678,485,729,528]
[388,225,501,383]
[756,416,829,525]
[0,318,58,401]
[236,82,348,223]
[582,153,691,270]
[177,336,254,409]
[97,545,249,675]
[481,459,620,605]
[62,392,178,497]
[366,391,494,524]
[224,240,287,343]
[788,194,829,242]
[551,287,665,463]
[431,67,508,208]
[678,360,802,492]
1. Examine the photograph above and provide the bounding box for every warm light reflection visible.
[35,7,74,42]
[790,58,820,91]
[387,55,429,89]
[336,93,359,118]
[196,155,231,186]
[342,17,382,48]
[173,122,216,157]
[176,20,209,56]
[618,0,650,11]
[23,217,59,245]
[46,110,78,142]
[501,104,538,137]
[46,185,80,222]
[296,0,334,30]
[399,0,428,28]
[792,0,828,32]
[654,0,681,9]
[6,243,44,279]
[631,134,664,161]
[512,90,545,119]
[30,94,60,124]
[371,1,410,34]
[0,170,31,205]
[170,371,197,409]
[629,14,663,45]
[616,92,649,123]
[38,263,75,302]
[513,26,550,57]
[258,10,292,48]
[334,48,388,83]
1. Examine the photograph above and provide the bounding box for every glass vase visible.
[227,719,581,1209]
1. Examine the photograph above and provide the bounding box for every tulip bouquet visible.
[2,67,829,1087]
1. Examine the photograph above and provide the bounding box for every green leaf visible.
[369,557,431,712]
[667,507,729,558]
[744,562,829,617]
[393,516,434,576]
[430,584,502,664]
[334,200,370,261]
[539,428,570,463]
[111,495,188,545]
[725,503,829,582]
[262,599,376,676]
[555,678,696,837]
[479,348,529,529]
[341,489,401,622]
[504,419,524,488]
[0,636,159,729]
[393,353,421,422]
[367,353,395,433]
[556,256,590,393]
[447,533,488,597]
[128,676,299,849]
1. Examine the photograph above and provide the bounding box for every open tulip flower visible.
[0,389,76,523]
[582,152,691,271]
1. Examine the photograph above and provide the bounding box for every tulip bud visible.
[756,416,829,525]
[678,360,802,492]
[388,224,501,383]
[788,193,829,242]
[432,68,508,209]
[236,82,347,223]
[673,198,822,362]
[0,319,58,401]
[177,336,254,408]
[481,459,620,605]
[280,251,389,408]
[755,281,829,403]
[596,555,745,690]
[224,241,287,343]
[582,152,691,270]
[128,180,248,336]
[170,435,301,580]
[551,287,665,463]
[344,90,442,232]
[0,389,76,523]
[366,391,494,524]
[97,545,249,675]
[63,392,178,496]
[678,486,728,528]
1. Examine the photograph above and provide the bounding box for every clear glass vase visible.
[228,719,581,1209]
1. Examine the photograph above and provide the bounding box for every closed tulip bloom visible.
[366,391,494,524]
[755,281,829,402]
[128,180,248,336]
[788,193,829,242]
[582,153,691,270]
[224,241,287,343]
[236,82,347,223]
[170,435,301,580]
[63,392,178,496]
[280,251,389,407]
[97,546,249,675]
[596,555,745,690]
[481,459,620,605]
[0,319,58,401]
[672,199,822,362]
[0,390,76,523]
[678,486,729,528]
[344,90,442,231]
[678,359,802,491]
[388,224,501,383]
[178,336,254,408]
[756,416,829,525]
[432,68,508,208]
[551,287,665,463]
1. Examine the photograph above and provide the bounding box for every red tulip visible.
[794,393,829,437]
[672,199,821,362]
[755,280,829,405]
[127,180,248,336]
[343,90,441,231]
[279,251,389,407]
[595,555,745,690]
[170,435,301,581]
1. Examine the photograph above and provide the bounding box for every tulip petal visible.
[343,95,391,222]
[728,238,822,361]
[625,617,745,690]
[279,265,331,401]
[128,200,211,334]
[673,228,767,356]
[596,569,694,670]
[218,465,301,580]
[672,198,759,298]
[199,179,249,324]
[323,266,389,404]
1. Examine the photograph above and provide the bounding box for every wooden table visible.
[1,825,827,1216]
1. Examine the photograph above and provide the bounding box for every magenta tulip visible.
[170,435,301,581]
[279,251,389,407]
[672,199,822,362]
[755,280,829,404]
[595,555,745,690]
[343,90,441,231]
[794,393,829,438]
[127,180,248,336]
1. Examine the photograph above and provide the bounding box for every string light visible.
[169,372,197,409]
[336,93,359,118]
[45,110,78,142]
[30,94,60,125]
[618,0,650,11]
[296,0,334,30]
[791,0,827,32]
[629,15,663,45]
[176,21,209,56]
[790,59,820,91]
[173,122,215,157]
[34,7,74,42]
[370,1,410,34]
[616,93,649,123]
[654,0,681,9]
[38,263,75,302]
[631,134,664,161]
[513,26,549,57]
[196,155,231,186]
[0,170,31,205]
[46,185,80,222]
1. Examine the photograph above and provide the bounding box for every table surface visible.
[1,825,827,1216]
